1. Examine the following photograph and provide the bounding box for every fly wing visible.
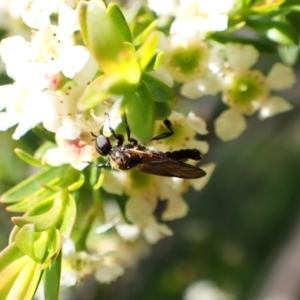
[134,156,206,179]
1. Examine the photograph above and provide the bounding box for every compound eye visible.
[95,135,111,155]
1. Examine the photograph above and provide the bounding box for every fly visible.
[89,114,206,179]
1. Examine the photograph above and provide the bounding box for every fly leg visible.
[105,113,124,146]
[123,113,138,146]
[152,119,174,140]
[85,161,111,168]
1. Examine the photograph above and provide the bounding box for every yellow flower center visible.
[223,70,269,115]
[167,43,208,82]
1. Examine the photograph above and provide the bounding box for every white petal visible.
[43,147,67,166]
[58,3,79,36]
[13,117,41,140]
[225,43,259,73]
[214,109,247,141]
[188,140,210,155]
[187,112,209,135]
[22,7,51,29]
[266,63,296,91]
[126,197,156,224]
[181,76,222,99]
[0,84,15,110]
[56,118,81,140]
[150,66,174,87]
[190,163,216,191]
[143,220,173,244]
[60,269,78,287]
[0,112,18,131]
[162,195,188,221]
[278,44,299,66]
[147,0,177,16]
[259,96,292,120]
[62,238,76,256]
[95,264,124,284]
[183,280,235,300]
[102,171,125,196]
[116,224,140,242]
[60,46,90,78]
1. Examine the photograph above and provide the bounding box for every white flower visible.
[183,280,236,300]
[148,0,235,36]
[152,110,209,154]
[0,4,82,83]
[43,131,97,170]
[147,0,177,16]
[95,264,124,284]
[0,83,54,139]
[215,43,296,141]
[154,33,223,99]
[0,2,98,142]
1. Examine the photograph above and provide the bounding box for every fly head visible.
[95,134,112,156]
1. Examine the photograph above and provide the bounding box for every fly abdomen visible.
[162,149,202,161]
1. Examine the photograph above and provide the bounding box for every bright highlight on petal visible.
[214,109,247,141]
[259,96,293,120]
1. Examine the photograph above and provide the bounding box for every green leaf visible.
[154,102,172,120]
[142,73,176,103]
[77,74,137,110]
[43,250,61,300]
[0,255,41,300]
[0,256,29,300]
[39,229,62,269]
[14,225,47,262]
[77,74,113,110]
[31,125,55,143]
[6,190,57,213]
[12,196,63,231]
[34,142,57,161]
[107,3,132,43]
[58,193,76,237]
[14,148,43,167]
[280,0,300,11]
[134,20,157,46]
[250,0,285,12]
[145,50,164,71]
[247,19,299,45]
[72,208,97,250]
[136,32,159,71]
[123,83,155,143]
[0,243,23,271]
[208,32,276,53]
[0,165,69,204]
[68,173,85,191]
[79,0,140,83]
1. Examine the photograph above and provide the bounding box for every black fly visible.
[89,114,206,179]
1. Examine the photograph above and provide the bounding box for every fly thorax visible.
[110,148,135,170]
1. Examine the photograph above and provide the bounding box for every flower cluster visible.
[151,29,296,142]
[0,0,297,297]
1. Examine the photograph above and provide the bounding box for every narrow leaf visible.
[14,148,43,167]
[43,250,62,300]
[107,3,132,42]
[0,165,69,204]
